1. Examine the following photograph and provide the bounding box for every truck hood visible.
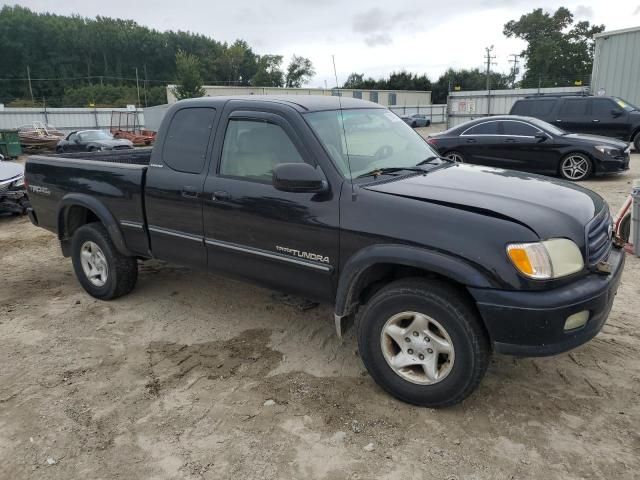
[0,160,24,181]
[363,163,605,240]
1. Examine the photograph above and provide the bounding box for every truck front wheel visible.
[357,278,490,407]
[71,222,138,300]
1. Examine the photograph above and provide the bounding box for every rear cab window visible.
[162,108,216,174]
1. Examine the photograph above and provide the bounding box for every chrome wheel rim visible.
[561,155,589,180]
[380,311,455,385]
[447,153,464,163]
[80,241,108,287]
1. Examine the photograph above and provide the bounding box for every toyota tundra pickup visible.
[25,96,625,407]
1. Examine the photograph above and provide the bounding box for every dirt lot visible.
[1,151,639,480]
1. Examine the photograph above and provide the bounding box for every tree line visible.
[0,5,314,107]
[343,7,603,104]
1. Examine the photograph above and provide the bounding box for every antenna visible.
[332,55,356,199]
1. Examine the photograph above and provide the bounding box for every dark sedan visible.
[427,115,630,181]
[401,113,431,128]
[56,130,134,153]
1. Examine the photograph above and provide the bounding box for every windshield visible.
[305,108,443,178]
[527,117,566,136]
[80,130,113,141]
[612,97,638,112]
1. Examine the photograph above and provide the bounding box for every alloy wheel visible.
[561,155,590,180]
[80,241,109,287]
[380,311,455,385]
[447,152,464,163]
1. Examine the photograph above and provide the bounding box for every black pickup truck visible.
[25,96,625,407]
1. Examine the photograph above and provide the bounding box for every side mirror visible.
[534,132,547,142]
[611,109,623,117]
[272,163,327,193]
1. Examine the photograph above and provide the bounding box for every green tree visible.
[430,68,511,104]
[251,55,284,87]
[171,50,206,100]
[503,7,604,87]
[285,55,315,87]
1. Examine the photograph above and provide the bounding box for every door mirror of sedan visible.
[272,163,328,193]
[611,109,623,118]
[534,133,548,142]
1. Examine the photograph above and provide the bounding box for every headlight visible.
[594,145,619,156]
[507,239,584,279]
[11,176,25,188]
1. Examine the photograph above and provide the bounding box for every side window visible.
[511,100,533,115]
[463,121,500,135]
[162,108,216,174]
[219,119,305,182]
[559,99,588,117]
[591,98,616,118]
[68,133,77,142]
[370,91,379,103]
[501,121,539,136]
[388,93,397,106]
[353,91,363,99]
[511,99,556,117]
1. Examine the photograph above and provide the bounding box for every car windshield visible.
[526,117,566,136]
[612,97,638,112]
[80,130,113,141]
[305,108,443,178]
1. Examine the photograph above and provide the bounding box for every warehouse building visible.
[166,85,431,107]
[591,26,640,106]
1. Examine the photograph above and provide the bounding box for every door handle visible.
[181,187,199,199]
[592,119,600,123]
[212,190,230,201]
[466,138,477,143]
[555,119,562,122]
[505,138,516,143]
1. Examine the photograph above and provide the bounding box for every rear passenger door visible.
[145,107,218,268]
[555,98,589,133]
[202,106,340,302]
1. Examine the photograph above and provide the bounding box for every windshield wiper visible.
[415,156,450,166]
[356,166,428,178]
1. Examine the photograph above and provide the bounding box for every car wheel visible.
[88,146,98,152]
[71,222,138,300]
[411,121,417,128]
[445,151,465,163]
[619,213,631,243]
[357,278,490,407]
[559,153,592,181]
[633,132,640,152]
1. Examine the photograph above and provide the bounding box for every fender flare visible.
[57,193,133,257]
[334,244,494,318]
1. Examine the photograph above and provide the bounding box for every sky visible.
[5,0,640,87]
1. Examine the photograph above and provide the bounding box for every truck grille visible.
[586,207,613,267]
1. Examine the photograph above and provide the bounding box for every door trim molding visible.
[148,225,203,242]
[205,238,332,272]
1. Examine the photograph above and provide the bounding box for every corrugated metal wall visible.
[0,107,145,132]
[592,27,640,106]
[447,86,586,128]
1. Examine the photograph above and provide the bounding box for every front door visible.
[202,107,340,302]
[494,120,558,173]
[145,107,218,268]
[589,97,630,139]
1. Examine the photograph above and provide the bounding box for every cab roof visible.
[174,95,385,112]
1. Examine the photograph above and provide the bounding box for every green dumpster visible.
[0,129,22,158]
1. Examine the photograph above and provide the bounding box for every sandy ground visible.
[1,150,639,480]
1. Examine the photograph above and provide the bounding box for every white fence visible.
[0,107,145,132]
[446,87,588,128]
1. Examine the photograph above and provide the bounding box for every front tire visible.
[357,278,490,407]
[559,153,592,181]
[71,222,138,300]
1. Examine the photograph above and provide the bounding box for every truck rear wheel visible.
[71,222,138,300]
[357,278,490,407]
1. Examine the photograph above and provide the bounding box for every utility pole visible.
[27,66,35,105]
[135,67,141,108]
[484,46,496,115]
[143,64,148,107]
[508,54,520,88]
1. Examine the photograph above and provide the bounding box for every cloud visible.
[574,5,594,19]
[364,33,392,47]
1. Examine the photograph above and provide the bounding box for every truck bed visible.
[52,147,153,165]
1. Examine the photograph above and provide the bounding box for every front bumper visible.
[595,150,630,174]
[0,188,29,214]
[468,247,625,357]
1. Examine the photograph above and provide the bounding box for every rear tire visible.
[357,278,490,407]
[559,153,592,181]
[444,151,465,163]
[71,222,138,300]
